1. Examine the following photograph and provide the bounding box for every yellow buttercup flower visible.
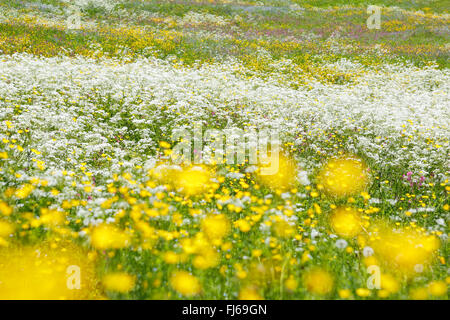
[14,184,35,199]
[356,288,371,297]
[284,275,298,291]
[163,251,181,264]
[238,286,264,300]
[338,289,351,299]
[0,201,13,216]
[428,281,447,297]
[235,219,251,232]
[175,166,212,195]
[303,268,334,295]
[368,224,440,275]
[272,220,295,238]
[159,141,171,149]
[317,156,370,198]
[0,220,14,238]
[192,245,220,270]
[410,287,428,300]
[170,271,201,297]
[201,214,230,241]
[257,154,297,191]
[329,206,362,238]
[380,273,400,295]
[40,208,66,226]
[90,224,131,250]
[149,163,180,185]
[103,272,136,293]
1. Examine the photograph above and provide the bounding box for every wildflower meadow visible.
[0,0,448,301]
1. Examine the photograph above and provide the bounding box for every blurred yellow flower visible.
[428,281,447,297]
[192,247,220,269]
[361,249,378,262]
[0,240,99,299]
[303,268,334,295]
[284,275,298,291]
[0,201,12,216]
[175,166,211,195]
[330,206,362,238]
[272,220,295,238]
[410,287,428,300]
[149,164,180,185]
[238,286,263,300]
[14,184,35,199]
[356,288,371,297]
[380,273,400,295]
[338,289,351,299]
[159,141,171,149]
[257,154,297,191]
[90,224,130,250]
[368,225,440,275]
[103,272,136,293]
[201,214,230,241]
[235,219,251,232]
[163,251,181,264]
[252,249,263,258]
[170,271,201,297]
[317,156,370,198]
[0,220,14,238]
[40,208,66,226]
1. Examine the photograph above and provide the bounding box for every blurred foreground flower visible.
[170,271,201,297]
[0,220,14,246]
[330,206,363,238]
[368,224,440,276]
[303,268,334,295]
[90,224,131,250]
[0,240,99,299]
[238,286,264,300]
[257,154,297,191]
[103,272,136,293]
[201,214,230,243]
[317,156,370,198]
[175,166,212,196]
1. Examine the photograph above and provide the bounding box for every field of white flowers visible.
[0,0,448,300]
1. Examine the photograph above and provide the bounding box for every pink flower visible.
[405,171,413,181]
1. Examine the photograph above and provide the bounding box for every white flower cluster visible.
[0,52,448,224]
[67,0,120,13]
[179,11,230,26]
